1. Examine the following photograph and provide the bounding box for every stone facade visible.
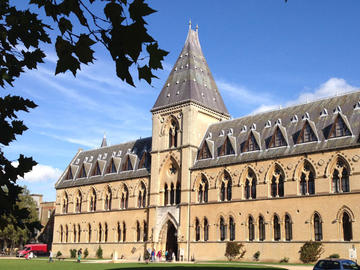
[52,26,360,263]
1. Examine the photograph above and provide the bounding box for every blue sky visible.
[5,0,360,201]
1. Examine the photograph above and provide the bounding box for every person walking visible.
[77,248,82,263]
[48,250,53,263]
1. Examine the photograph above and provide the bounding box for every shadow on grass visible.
[105,265,286,270]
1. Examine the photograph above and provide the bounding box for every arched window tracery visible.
[248,216,254,241]
[75,190,82,213]
[138,182,146,208]
[204,218,209,241]
[271,165,284,197]
[98,223,102,242]
[195,218,200,241]
[342,212,352,241]
[120,185,129,209]
[331,158,349,193]
[220,217,226,241]
[285,214,292,241]
[229,216,235,241]
[300,162,315,195]
[244,169,256,199]
[258,216,265,241]
[89,188,97,212]
[198,175,209,203]
[314,213,322,241]
[104,186,112,211]
[62,192,69,214]
[220,171,232,201]
[104,223,108,242]
[143,221,148,242]
[169,119,179,148]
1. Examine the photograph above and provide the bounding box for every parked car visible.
[313,259,360,269]
[17,244,48,257]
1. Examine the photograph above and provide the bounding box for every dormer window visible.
[106,158,117,174]
[91,162,101,176]
[65,168,73,180]
[218,137,235,156]
[198,142,211,160]
[296,121,317,144]
[79,164,87,178]
[242,132,260,152]
[139,152,150,169]
[328,115,351,139]
[268,127,287,148]
[122,156,133,171]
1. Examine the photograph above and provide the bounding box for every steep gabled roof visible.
[152,25,229,116]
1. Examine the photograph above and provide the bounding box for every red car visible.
[17,244,48,257]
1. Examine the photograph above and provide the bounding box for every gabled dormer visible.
[241,130,261,153]
[138,151,151,169]
[326,114,352,139]
[218,135,235,156]
[267,126,287,149]
[122,155,133,171]
[91,161,102,176]
[198,140,212,160]
[106,158,118,174]
[78,163,87,178]
[64,167,73,180]
[294,120,318,144]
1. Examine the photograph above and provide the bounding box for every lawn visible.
[0,259,287,270]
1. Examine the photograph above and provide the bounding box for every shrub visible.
[329,253,340,258]
[253,251,260,261]
[56,251,62,257]
[225,242,246,261]
[70,249,77,258]
[84,248,89,259]
[280,257,289,263]
[96,246,103,259]
[299,241,324,263]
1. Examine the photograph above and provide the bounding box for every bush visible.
[253,251,260,261]
[70,249,77,258]
[56,251,62,257]
[329,253,340,258]
[299,241,324,263]
[84,248,89,259]
[225,242,246,261]
[280,257,289,263]
[96,246,103,259]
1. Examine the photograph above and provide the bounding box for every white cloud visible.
[251,78,359,114]
[18,164,62,183]
[292,77,358,105]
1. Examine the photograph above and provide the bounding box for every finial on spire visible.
[101,133,107,148]
[189,19,192,29]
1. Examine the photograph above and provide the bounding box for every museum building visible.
[52,25,360,262]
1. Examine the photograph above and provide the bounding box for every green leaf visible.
[138,64,158,84]
[58,17,73,35]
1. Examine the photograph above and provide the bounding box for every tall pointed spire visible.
[152,24,229,117]
[101,133,107,148]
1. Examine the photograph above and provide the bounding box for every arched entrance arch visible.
[157,217,178,260]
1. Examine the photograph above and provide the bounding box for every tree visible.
[0,186,41,252]
[225,242,246,261]
[299,241,324,263]
[0,0,167,230]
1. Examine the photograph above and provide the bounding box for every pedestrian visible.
[77,248,82,263]
[151,249,155,262]
[48,250,53,263]
[165,250,168,261]
[157,250,161,262]
[172,251,175,262]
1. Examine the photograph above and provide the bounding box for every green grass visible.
[0,259,287,270]
[205,260,314,266]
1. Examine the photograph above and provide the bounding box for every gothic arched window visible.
[73,224,76,243]
[60,225,63,243]
[204,218,209,241]
[198,175,209,203]
[195,218,200,241]
[244,169,256,199]
[248,216,254,241]
[169,119,179,148]
[65,225,68,243]
[164,184,168,206]
[117,222,121,242]
[342,212,352,241]
[88,223,92,242]
[332,159,349,193]
[285,214,292,241]
[104,223,108,242]
[104,186,112,211]
[98,223,102,242]
[220,217,226,241]
[229,217,235,241]
[300,162,315,195]
[62,192,68,214]
[143,221,148,242]
[259,216,265,241]
[273,215,281,241]
[170,183,175,205]
[136,221,141,242]
[138,182,146,208]
[89,188,97,212]
[271,166,284,197]
[123,222,126,242]
[220,181,225,202]
[220,171,232,201]
[176,182,181,204]
[120,185,129,209]
[75,190,82,213]
[314,213,322,241]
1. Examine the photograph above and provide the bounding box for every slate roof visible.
[55,137,151,189]
[193,91,360,170]
[152,26,229,116]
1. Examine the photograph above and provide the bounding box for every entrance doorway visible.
[165,221,178,260]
